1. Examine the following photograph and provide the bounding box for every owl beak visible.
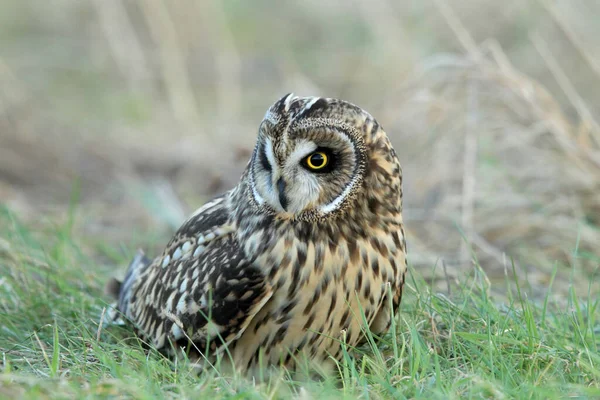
[277,177,288,211]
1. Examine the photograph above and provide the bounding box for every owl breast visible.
[229,222,405,372]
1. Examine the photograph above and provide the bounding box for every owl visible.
[106,93,407,375]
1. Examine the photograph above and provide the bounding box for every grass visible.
[1,206,599,399]
[1,0,599,398]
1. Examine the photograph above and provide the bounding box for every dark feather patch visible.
[296,97,328,119]
[104,278,121,300]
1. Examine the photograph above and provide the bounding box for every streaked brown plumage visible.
[106,94,407,374]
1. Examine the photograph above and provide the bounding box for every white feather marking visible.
[179,278,188,293]
[264,137,277,168]
[161,255,170,268]
[249,161,265,206]
[319,133,360,214]
[180,242,192,260]
[195,225,234,245]
[166,291,176,312]
[184,198,222,223]
[176,295,187,313]
[187,299,200,314]
[215,225,235,236]
[171,323,183,339]
[204,232,215,241]
[251,183,265,205]
[193,245,205,258]
[154,333,165,347]
[284,93,296,111]
[199,294,207,308]
[172,247,182,260]
[320,174,360,214]
[300,96,320,115]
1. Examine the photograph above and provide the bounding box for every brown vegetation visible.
[1,1,598,299]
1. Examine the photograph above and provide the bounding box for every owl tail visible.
[103,249,152,325]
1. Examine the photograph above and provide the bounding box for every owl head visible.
[247,93,401,221]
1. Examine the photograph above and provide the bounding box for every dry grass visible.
[394,45,600,297]
[1,2,600,397]
[0,0,599,300]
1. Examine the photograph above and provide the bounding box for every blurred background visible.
[1,0,598,299]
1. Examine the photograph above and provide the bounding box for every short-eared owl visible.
[107,93,407,374]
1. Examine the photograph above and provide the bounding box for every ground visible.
[0,1,599,398]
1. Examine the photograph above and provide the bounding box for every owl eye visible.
[303,150,332,172]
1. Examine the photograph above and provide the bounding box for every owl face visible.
[248,94,369,220]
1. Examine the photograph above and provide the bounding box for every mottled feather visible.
[107,94,407,375]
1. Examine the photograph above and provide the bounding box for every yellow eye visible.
[305,151,329,170]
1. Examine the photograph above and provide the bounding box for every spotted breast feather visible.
[109,194,273,357]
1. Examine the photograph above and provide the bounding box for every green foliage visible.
[1,207,598,399]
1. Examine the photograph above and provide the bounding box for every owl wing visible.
[110,194,273,354]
